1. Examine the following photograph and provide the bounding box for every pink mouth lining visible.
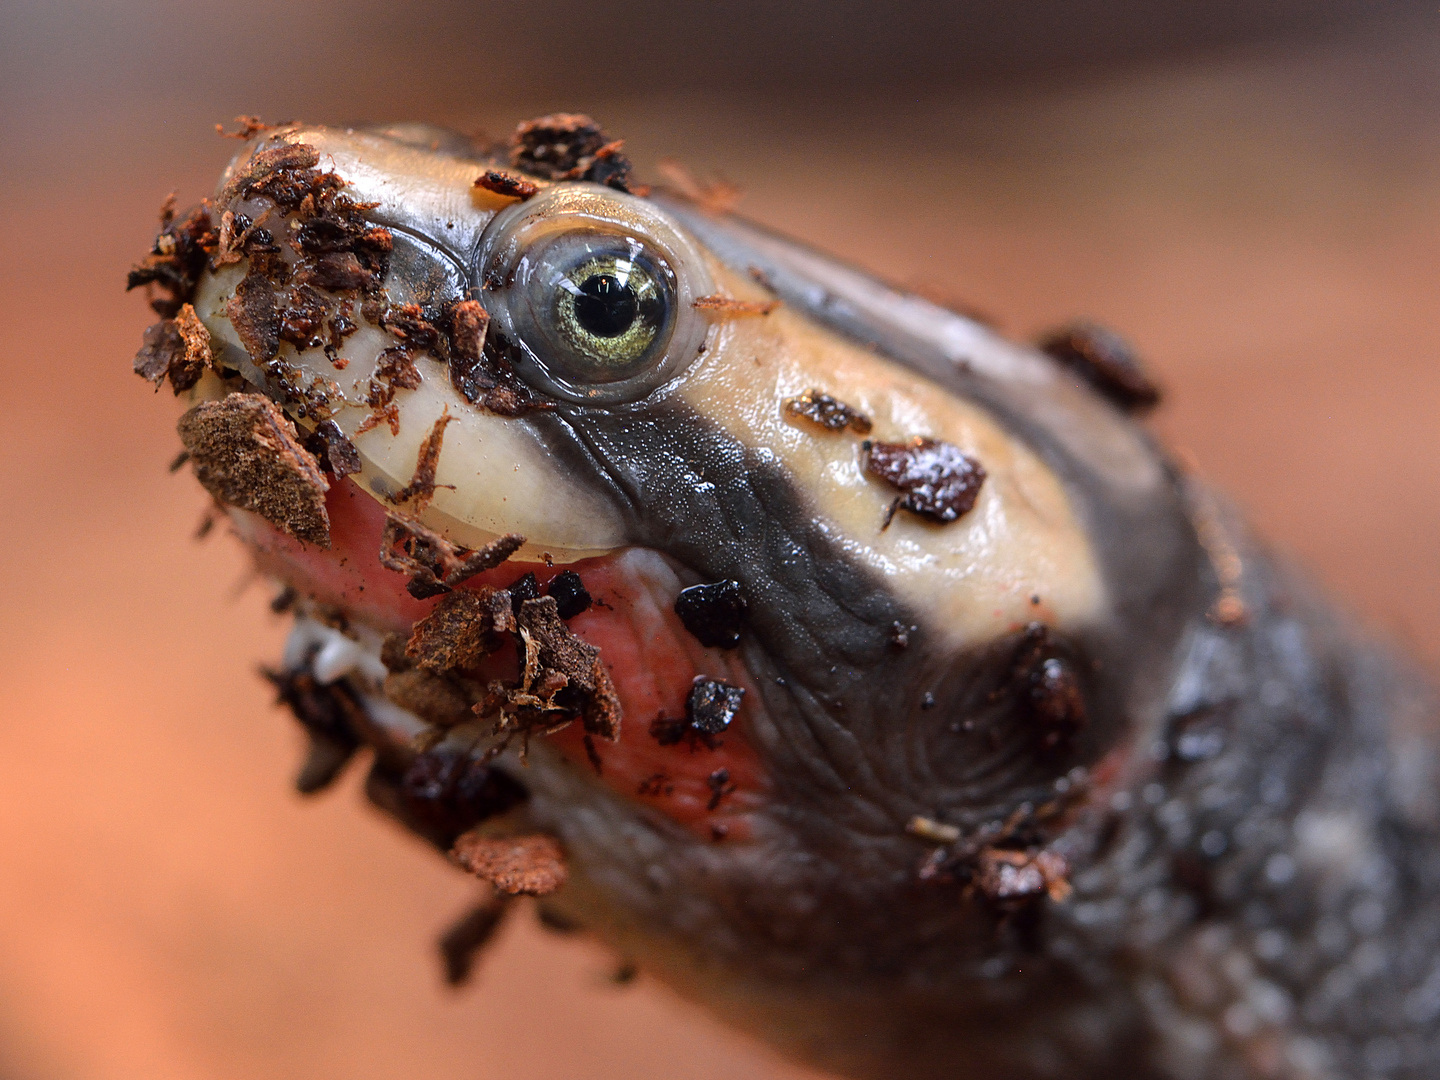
[233,476,769,840]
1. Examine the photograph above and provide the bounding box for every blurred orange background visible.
[2,3,1439,1077]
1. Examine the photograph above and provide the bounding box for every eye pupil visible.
[572,273,638,338]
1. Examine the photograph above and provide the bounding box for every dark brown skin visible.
[132,120,1440,1080]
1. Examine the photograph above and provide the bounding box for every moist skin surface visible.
[130,119,1440,1080]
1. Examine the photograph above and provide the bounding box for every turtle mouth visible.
[238,471,769,845]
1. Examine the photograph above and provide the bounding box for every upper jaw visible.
[188,125,630,561]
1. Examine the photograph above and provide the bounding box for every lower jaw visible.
[242,475,770,841]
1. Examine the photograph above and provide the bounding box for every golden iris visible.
[553,254,666,372]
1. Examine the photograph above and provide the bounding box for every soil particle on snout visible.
[706,767,736,811]
[692,294,779,318]
[177,392,331,546]
[126,203,217,317]
[1009,623,1088,754]
[391,410,456,510]
[688,677,745,736]
[649,676,746,750]
[975,848,1072,905]
[474,171,539,201]
[545,570,592,620]
[302,419,361,477]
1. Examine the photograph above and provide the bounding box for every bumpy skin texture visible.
[135,121,1440,1080]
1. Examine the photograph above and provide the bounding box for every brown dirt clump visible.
[1008,623,1088,754]
[302,419,361,477]
[482,597,621,743]
[215,115,273,140]
[133,303,214,394]
[673,580,748,649]
[176,393,331,546]
[1037,321,1161,412]
[451,326,552,418]
[227,272,281,362]
[126,204,218,317]
[405,588,516,674]
[863,437,987,527]
[975,848,1072,904]
[509,113,632,192]
[392,410,456,510]
[449,831,567,896]
[381,669,477,729]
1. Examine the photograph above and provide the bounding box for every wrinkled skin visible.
[132,120,1440,1080]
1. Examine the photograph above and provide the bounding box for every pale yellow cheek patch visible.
[674,263,1106,649]
[190,266,628,561]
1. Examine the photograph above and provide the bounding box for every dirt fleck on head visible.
[544,570,592,620]
[449,831,567,896]
[687,677,745,736]
[706,767,736,811]
[133,303,214,394]
[177,393,331,546]
[126,204,217,317]
[216,115,274,140]
[303,419,361,477]
[692,294,778,318]
[450,326,553,418]
[510,113,633,192]
[1037,321,1161,412]
[227,272,281,363]
[477,596,622,746]
[975,848,1072,905]
[863,437,986,527]
[296,251,375,292]
[673,580,747,649]
[382,668,475,729]
[649,676,744,752]
[378,514,525,599]
[784,389,873,435]
[474,170,539,201]
[392,410,456,510]
[1009,623,1088,753]
[218,143,322,206]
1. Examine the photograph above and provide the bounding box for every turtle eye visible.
[475,184,712,404]
[543,234,671,381]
